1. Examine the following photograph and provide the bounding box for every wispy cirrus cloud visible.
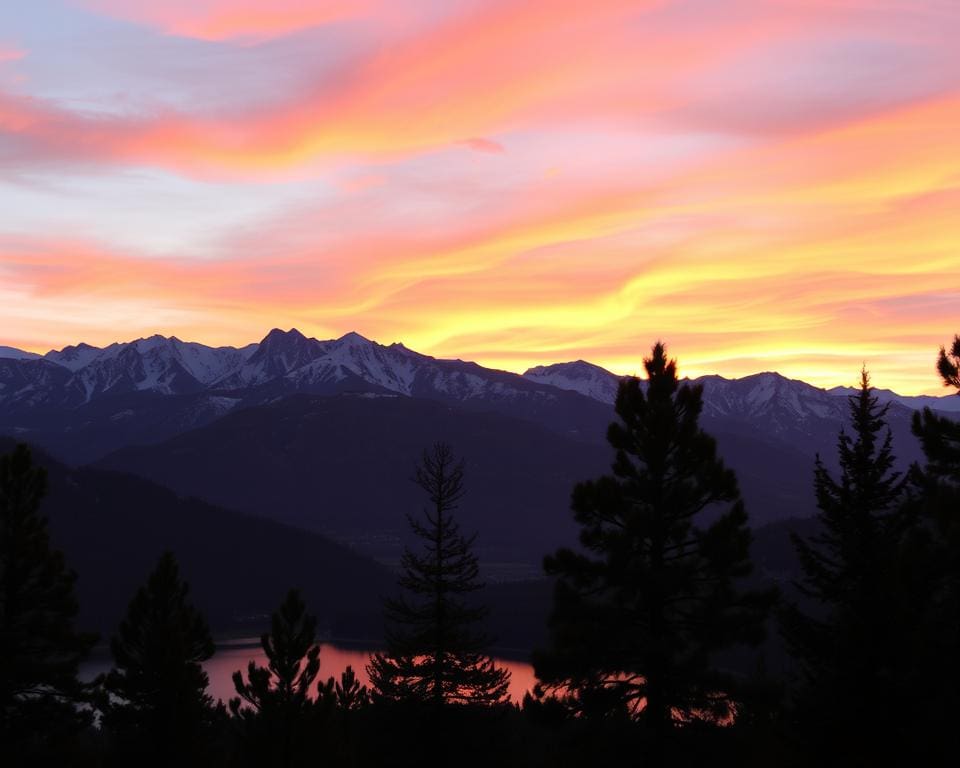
[2,1,959,392]
[4,84,958,391]
[77,0,381,42]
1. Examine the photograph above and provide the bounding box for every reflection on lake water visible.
[82,639,537,705]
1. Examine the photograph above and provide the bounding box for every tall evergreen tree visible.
[367,443,510,707]
[230,589,323,768]
[781,369,912,762]
[935,333,960,391]
[0,444,96,762]
[904,336,960,759]
[102,551,217,767]
[914,333,960,482]
[327,665,370,712]
[533,343,774,759]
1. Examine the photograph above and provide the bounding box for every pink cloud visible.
[3,1,680,177]
[0,44,24,63]
[460,137,504,154]
[78,0,378,42]
[5,1,960,394]
[7,0,915,179]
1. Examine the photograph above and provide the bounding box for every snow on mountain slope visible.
[34,336,257,403]
[44,342,102,371]
[524,360,625,403]
[277,330,566,406]
[698,372,845,423]
[828,385,960,413]
[286,333,423,394]
[160,337,256,385]
[522,359,950,419]
[4,328,951,429]
[0,346,41,361]
[215,328,325,388]
[0,358,71,408]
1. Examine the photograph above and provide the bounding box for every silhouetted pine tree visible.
[102,551,217,767]
[317,665,370,766]
[0,444,97,764]
[780,370,913,763]
[367,443,510,707]
[904,336,960,760]
[936,333,960,391]
[914,334,960,485]
[327,665,369,711]
[230,589,323,768]
[533,343,775,762]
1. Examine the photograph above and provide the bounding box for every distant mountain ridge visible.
[523,359,960,413]
[4,329,955,580]
[0,329,951,475]
[0,329,614,462]
[2,329,954,412]
[1,328,599,409]
[0,345,41,361]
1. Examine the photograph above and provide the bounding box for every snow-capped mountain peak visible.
[215,328,325,388]
[0,345,42,361]
[828,384,960,413]
[287,331,423,395]
[335,330,373,346]
[33,335,256,401]
[44,342,103,371]
[6,330,957,423]
[697,372,843,423]
[523,360,625,404]
[521,362,880,427]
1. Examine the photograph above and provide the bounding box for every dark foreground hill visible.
[94,389,877,569]
[2,438,564,652]
[0,438,393,639]
[96,393,614,565]
[0,436,816,656]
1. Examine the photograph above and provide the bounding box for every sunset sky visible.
[1,0,958,394]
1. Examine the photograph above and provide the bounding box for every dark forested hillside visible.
[96,394,614,565]
[0,438,393,638]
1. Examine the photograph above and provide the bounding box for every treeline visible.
[3,337,960,767]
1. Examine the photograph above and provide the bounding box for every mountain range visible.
[1,329,956,567]
[4,329,951,656]
[5,329,956,412]
[0,329,614,463]
[2,329,955,458]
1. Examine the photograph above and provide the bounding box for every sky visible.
[1,0,958,394]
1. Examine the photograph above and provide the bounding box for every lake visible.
[82,639,538,705]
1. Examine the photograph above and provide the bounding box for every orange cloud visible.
[6,0,803,177]
[4,1,960,396]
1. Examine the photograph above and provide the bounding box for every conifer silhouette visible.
[914,334,960,482]
[0,444,97,763]
[935,333,960,391]
[904,337,960,761]
[533,343,774,761]
[230,589,323,767]
[367,443,510,707]
[781,370,913,763]
[102,551,216,766]
[329,665,369,711]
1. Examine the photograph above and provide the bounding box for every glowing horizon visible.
[2,1,958,395]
